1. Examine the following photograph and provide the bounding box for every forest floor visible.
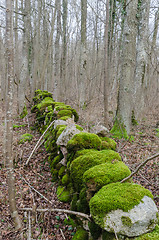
[0,105,158,240]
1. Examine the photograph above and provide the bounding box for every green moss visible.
[134,224,159,240]
[71,194,78,211]
[19,133,33,144]
[70,150,121,192]
[89,182,153,228]
[132,110,138,126]
[13,124,26,129]
[59,116,71,121]
[75,125,83,131]
[64,216,77,228]
[50,168,58,181]
[37,97,55,111]
[57,109,73,119]
[88,221,102,240]
[83,161,131,191]
[57,186,71,202]
[56,125,67,138]
[76,188,89,214]
[50,154,63,169]
[33,89,53,104]
[110,119,129,139]
[121,216,132,227]
[58,166,66,177]
[102,231,117,240]
[62,174,70,186]
[72,227,88,240]
[71,109,79,122]
[100,137,117,150]
[20,104,28,119]
[67,132,102,152]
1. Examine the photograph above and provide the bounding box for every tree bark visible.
[5,0,22,230]
[117,0,138,134]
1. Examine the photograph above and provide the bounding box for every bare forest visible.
[0,0,159,239]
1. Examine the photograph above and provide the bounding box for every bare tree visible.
[5,0,22,230]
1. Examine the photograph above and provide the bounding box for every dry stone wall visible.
[31,90,158,240]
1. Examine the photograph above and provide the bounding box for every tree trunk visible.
[79,0,87,108]
[117,0,138,134]
[5,0,22,230]
[103,0,109,127]
[134,0,150,118]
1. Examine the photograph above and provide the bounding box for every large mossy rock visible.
[83,161,131,192]
[67,132,102,152]
[89,182,158,237]
[70,150,121,192]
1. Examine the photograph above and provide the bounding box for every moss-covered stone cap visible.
[83,161,131,191]
[67,132,102,152]
[89,182,153,217]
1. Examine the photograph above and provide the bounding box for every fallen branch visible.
[19,208,91,221]
[121,152,159,183]
[25,120,55,166]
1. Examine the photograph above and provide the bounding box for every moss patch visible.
[57,109,73,119]
[121,216,132,227]
[19,133,33,144]
[20,104,28,119]
[83,161,131,191]
[89,182,153,228]
[72,227,88,240]
[36,97,55,112]
[110,119,129,139]
[57,186,71,202]
[67,132,102,152]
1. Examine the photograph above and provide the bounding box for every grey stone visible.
[90,125,109,137]
[56,125,81,146]
[54,120,68,129]
[103,196,158,237]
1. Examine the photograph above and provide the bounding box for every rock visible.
[90,125,109,137]
[103,196,158,237]
[56,125,81,146]
[89,182,158,237]
[54,120,69,129]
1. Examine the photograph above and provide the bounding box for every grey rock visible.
[54,120,68,129]
[90,125,109,137]
[56,125,81,146]
[103,196,158,237]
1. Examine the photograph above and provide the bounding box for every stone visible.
[89,183,158,237]
[90,125,109,137]
[54,120,68,129]
[56,125,81,146]
[103,196,158,237]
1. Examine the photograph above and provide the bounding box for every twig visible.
[19,208,91,221]
[25,120,55,166]
[21,176,53,205]
[60,229,66,240]
[28,211,31,240]
[121,152,159,183]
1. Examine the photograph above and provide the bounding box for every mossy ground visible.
[110,119,129,139]
[72,227,88,240]
[89,182,153,228]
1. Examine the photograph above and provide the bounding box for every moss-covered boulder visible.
[33,89,53,105]
[19,133,33,144]
[36,97,55,112]
[89,183,158,237]
[67,132,103,152]
[83,161,131,192]
[70,150,121,192]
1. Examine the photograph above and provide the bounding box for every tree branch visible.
[121,152,159,183]
[19,208,91,221]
